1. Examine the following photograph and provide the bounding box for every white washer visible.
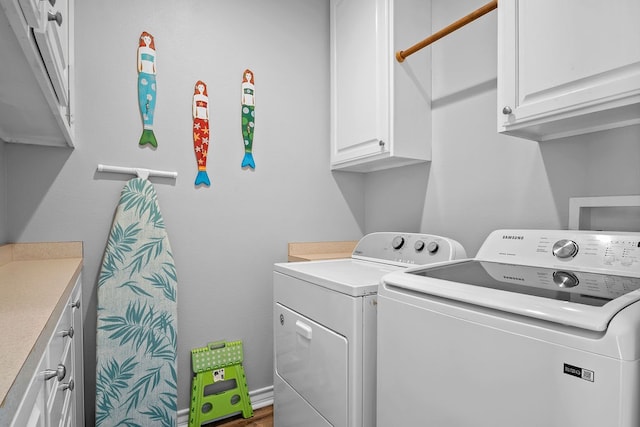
[378,229,640,427]
[273,232,466,427]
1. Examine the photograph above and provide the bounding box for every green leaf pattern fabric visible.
[96,178,177,427]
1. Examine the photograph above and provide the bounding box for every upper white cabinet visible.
[497,0,640,142]
[330,0,431,172]
[0,0,75,147]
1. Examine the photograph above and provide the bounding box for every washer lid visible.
[384,260,640,331]
[274,258,401,296]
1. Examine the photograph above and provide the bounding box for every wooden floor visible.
[207,405,273,427]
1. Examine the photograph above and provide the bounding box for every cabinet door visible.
[34,0,70,107]
[10,366,47,427]
[47,340,73,427]
[498,0,640,141]
[0,0,75,145]
[330,0,390,166]
[17,0,40,27]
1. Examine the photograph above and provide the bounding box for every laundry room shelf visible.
[287,241,358,262]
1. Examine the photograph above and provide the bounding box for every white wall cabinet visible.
[0,0,75,146]
[497,0,640,142]
[330,0,431,172]
[10,277,84,427]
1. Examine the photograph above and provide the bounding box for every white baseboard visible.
[177,385,274,427]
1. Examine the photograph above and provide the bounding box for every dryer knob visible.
[553,271,579,288]
[414,241,425,252]
[392,236,405,250]
[426,241,439,254]
[552,239,579,259]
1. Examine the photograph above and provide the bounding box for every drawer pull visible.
[61,326,74,339]
[60,379,74,392]
[43,364,66,382]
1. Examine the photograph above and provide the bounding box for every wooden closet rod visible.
[396,0,498,63]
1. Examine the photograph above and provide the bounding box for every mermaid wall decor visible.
[241,69,256,169]
[137,31,158,147]
[192,80,211,186]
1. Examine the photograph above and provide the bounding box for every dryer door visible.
[275,303,348,427]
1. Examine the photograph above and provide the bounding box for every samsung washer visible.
[273,232,466,427]
[378,229,640,427]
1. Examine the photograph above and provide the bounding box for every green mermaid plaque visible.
[241,69,255,169]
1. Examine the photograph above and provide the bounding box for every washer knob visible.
[392,236,405,250]
[426,241,439,254]
[553,271,579,288]
[552,239,579,259]
[414,241,425,252]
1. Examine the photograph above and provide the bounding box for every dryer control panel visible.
[477,229,640,276]
[352,232,467,267]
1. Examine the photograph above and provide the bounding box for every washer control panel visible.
[477,229,640,275]
[352,232,467,266]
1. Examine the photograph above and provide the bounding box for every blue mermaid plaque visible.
[137,31,158,147]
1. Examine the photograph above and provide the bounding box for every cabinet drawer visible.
[47,297,73,372]
[70,283,81,331]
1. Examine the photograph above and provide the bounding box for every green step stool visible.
[189,340,253,426]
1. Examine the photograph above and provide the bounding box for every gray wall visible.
[5,0,364,423]
[0,141,6,243]
[4,0,640,424]
[365,0,640,255]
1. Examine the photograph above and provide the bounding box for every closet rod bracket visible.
[97,164,178,179]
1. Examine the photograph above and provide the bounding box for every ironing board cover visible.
[96,178,178,427]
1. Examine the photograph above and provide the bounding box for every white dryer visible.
[273,232,466,427]
[378,229,640,427]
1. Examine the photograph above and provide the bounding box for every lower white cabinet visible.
[10,277,83,427]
